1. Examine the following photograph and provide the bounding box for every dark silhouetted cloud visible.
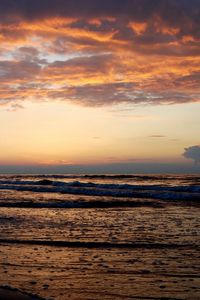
[183,145,200,164]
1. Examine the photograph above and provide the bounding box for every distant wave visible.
[1,174,200,181]
[0,179,200,200]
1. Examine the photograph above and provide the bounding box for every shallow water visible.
[0,174,199,299]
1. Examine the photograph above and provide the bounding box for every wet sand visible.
[1,243,200,300]
[0,180,199,300]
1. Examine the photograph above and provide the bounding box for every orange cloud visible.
[129,21,147,35]
[0,5,199,108]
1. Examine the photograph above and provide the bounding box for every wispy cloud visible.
[149,135,166,138]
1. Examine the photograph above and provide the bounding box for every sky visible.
[0,0,200,173]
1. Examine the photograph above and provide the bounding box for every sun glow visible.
[0,1,200,171]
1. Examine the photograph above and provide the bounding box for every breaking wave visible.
[0,177,200,201]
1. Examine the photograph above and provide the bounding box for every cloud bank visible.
[183,145,200,164]
[0,0,200,107]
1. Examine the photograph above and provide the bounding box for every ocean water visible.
[0,174,199,299]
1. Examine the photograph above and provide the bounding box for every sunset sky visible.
[0,0,200,173]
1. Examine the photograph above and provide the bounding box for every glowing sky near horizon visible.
[0,0,200,169]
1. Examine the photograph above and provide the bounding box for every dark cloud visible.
[45,83,199,106]
[175,72,200,88]
[183,145,200,164]
[47,54,113,74]
[0,0,198,21]
[14,47,45,63]
[0,0,199,35]
[0,0,200,24]
[0,60,41,82]
[47,82,137,106]
[0,78,199,107]
[0,1,199,57]
[0,0,160,21]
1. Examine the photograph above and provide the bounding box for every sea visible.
[0,174,199,300]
